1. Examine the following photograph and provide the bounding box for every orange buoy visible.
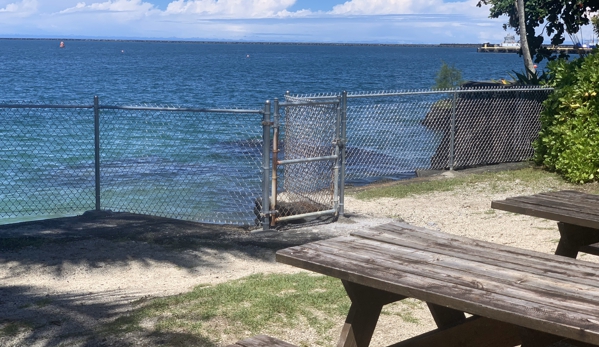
[59,41,65,48]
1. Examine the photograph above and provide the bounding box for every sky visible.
[0,0,591,44]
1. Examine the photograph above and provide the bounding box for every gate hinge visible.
[332,138,346,148]
[260,210,278,217]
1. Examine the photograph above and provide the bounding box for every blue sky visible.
[0,0,590,43]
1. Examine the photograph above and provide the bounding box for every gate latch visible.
[260,210,278,217]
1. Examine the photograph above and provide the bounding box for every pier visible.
[477,43,594,54]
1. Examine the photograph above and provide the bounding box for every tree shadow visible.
[0,212,334,271]
[0,285,219,346]
[0,212,337,346]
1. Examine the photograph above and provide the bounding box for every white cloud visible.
[163,0,296,18]
[60,0,155,14]
[330,0,486,16]
[0,0,510,43]
[0,0,37,15]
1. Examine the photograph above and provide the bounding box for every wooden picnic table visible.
[491,190,599,258]
[276,222,599,347]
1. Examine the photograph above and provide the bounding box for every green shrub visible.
[533,52,599,183]
[507,67,549,85]
[434,61,463,89]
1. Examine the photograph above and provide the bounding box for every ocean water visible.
[0,40,527,105]
[0,39,528,225]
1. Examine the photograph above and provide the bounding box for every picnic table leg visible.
[518,328,560,347]
[426,303,466,328]
[555,222,599,258]
[337,280,405,347]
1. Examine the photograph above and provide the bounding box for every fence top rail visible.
[278,100,340,107]
[0,102,264,115]
[0,103,94,109]
[288,86,555,100]
[99,105,264,114]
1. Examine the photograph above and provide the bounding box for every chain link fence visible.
[1,87,552,228]
[0,100,265,226]
[99,105,265,225]
[0,102,96,223]
[288,87,552,187]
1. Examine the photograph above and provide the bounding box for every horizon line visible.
[0,37,483,47]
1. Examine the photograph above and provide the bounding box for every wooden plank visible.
[329,236,599,306]
[276,245,599,329]
[542,190,599,204]
[491,199,599,230]
[312,238,599,318]
[276,238,599,344]
[387,316,521,347]
[351,225,599,305]
[534,194,599,212]
[355,223,599,283]
[368,223,599,280]
[509,194,599,218]
[352,230,599,290]
[371,222,599,273]
[234,335,298,347]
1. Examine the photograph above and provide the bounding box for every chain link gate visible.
[262,97,344,228]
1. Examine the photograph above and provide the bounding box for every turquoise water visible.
[0,40,527,225]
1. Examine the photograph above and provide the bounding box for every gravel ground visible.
[0,169,594,347]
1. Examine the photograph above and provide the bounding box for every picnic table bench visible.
[268,222,599,347]
[492,190,599,258]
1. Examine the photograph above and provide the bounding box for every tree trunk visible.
[516,0,536,77]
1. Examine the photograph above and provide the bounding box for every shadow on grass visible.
[0,212,335,346]
[1,285,219,347]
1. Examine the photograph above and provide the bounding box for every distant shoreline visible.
[0,37,481,48]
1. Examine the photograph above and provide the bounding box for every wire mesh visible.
[289,87,552,185]
[0,87,551,228]
[98,106,264,226]
[0,103,96,222]
[449,89,549,169]
[273,101,338,220]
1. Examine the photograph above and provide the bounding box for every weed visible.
[0,321,32,337]
[101,273,350,346]
[35,298,52,308]
[352,167,576,200]
[1,323,21,337]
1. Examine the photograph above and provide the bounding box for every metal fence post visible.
[270,99,280,227]
[261,101,272,231]
[450,91,457,171]
[332,97,341,214]
[339,91,348,216]
[93,96,101,211]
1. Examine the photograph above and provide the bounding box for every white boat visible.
[500,34,520,47]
